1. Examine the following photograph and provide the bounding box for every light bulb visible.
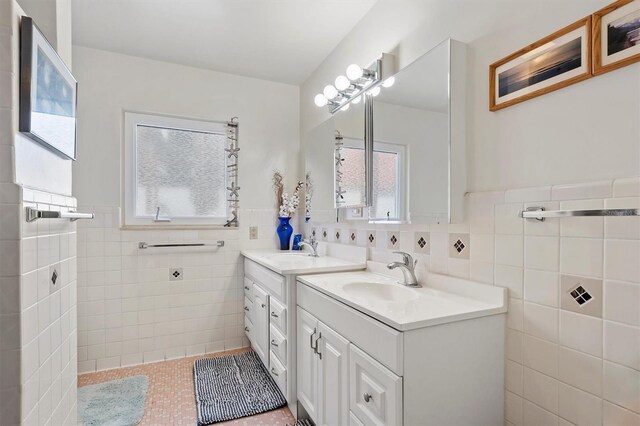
[370,86,381,96]
[314,94,328,107]
[346,64,363,81]
[352,95,362,104]
[335,75,350,91]
[323,84,338,100]
[382,76,395,88]
[340,102,350,112]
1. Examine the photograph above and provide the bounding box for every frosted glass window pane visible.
[135,125,227,218]
[340,147,366,206]
[371,151,398,220]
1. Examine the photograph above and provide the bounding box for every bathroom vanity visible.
[241,244,367,417]
[296,263,507,426]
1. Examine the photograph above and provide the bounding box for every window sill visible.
[119,224,238,231]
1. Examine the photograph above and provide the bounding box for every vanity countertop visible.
[241,246,367,275]
[297,263,507,331]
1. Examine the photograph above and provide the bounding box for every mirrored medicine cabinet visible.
[304,38,467,225]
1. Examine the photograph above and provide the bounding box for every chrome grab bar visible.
[138,241,224,249]
[26,207,94,222]
[521,207,639,222]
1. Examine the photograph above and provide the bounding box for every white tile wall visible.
[76,206,280,373]
[19,188,78,425]
[306,176,640,426]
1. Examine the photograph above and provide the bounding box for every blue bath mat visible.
[194,351,286,424]
[78,375,148,426]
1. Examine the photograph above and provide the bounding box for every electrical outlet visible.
[249,226,258,239]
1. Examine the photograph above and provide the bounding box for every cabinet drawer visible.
[269,350,287,397]
[243,277,253,299]
[269,324,287,367]
[349,411,365,426]
[269,297,287,335]
[244,296,253,321]
[244,315,253,342]
[350,345,402,426]
[245,259,285,302]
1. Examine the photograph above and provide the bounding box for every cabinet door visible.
[297,307,319,422]
[253,285,270,367]
[317,321,350,426]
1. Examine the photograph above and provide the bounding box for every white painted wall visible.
[72,46,300,209]
[300,0,640,192]
[71,46,299,372]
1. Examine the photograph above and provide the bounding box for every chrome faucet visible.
[299,236,319,257]
[387,251,421,287]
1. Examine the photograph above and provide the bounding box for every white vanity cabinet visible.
[241,246,368,418]
[296,279,505,426]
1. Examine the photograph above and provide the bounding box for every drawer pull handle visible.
[271,368,279,377]
[244,286,250,290]
[363,393,372,403]
[244,307,250,312]
[270,340,279,347]
[244,326,250,332]
[270,312,279,318]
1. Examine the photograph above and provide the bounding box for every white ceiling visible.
[71,0,378,85]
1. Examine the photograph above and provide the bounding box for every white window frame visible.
[368,140,406,222]
[122,111,229,228]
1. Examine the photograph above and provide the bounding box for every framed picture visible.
[490,17,592,111]
[19,17,77,160]
[593,0,640,75]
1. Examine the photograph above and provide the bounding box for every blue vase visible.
[277,217,294,250]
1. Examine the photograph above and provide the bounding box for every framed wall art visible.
[20,17,78,160]
[593,0,640,75]
[490,17,592,111]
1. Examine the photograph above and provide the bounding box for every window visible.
[123,112,229,227]
[341,139,405,221]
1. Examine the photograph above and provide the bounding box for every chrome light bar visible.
[314,53,396,114]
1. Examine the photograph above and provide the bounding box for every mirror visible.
[304,100,366,220]
[372,39,466,224]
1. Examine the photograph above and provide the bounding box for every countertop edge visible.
[296,278,508,332]
[241,251,367,276]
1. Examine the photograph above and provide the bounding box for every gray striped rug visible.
[193,351,286,425]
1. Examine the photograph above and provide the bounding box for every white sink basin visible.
[343,281,419,303]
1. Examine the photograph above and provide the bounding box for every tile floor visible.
[78,348,296,425]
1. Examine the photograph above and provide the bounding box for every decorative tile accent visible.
[387,233,399,249]
[560,274,602,318]
[334,230,341,242]
[414,232,430,254]
[366,231,376,248]
[321,227,328,241]
[170,268,183,281]
[311,228,316,238]
[349,229,357,245]
[449,233,470,259]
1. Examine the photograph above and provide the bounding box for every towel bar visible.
[26,207,95,222]
[521,207,639,222]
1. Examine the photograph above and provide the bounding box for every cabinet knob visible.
[244,326,250,332]
[270,340,279,347]
[244,286,250,290]
[270,312,279,318]
[244,307,250,312]
[270,368,279,377]
[261,303,266,308]
[363,393,372,403]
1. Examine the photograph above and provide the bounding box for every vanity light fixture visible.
[313,53,396,113]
